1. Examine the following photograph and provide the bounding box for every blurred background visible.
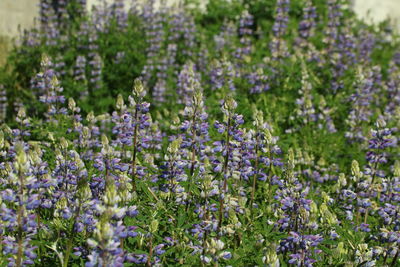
[1,0,399,65]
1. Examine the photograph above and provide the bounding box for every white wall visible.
[354,0,400,29]
[0,0,39,38]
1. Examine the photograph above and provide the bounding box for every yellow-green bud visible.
[334,242,347,259]
[193,90,203,107]
[376,118,386,128]
[264,128,273,144]
[98,222,113,241]
[16,143,28,172]
[82,127,90,139]
[41,54,51,68]
[288,148,295,169]
[56,197,68,209]
[87,111,95,123]
[394,161,400,177]
[0,130,4,149]
[133,78,145,98]
[168,138,182,154]
[68,98,76,111]
[60,137,69,150]
[224,96,237,111]
[104,183,119,206]
[116,94,125,110]
[351,160,361,179]
[338,173,347,187]
[264,243,278,265]
[310,202,318,214]
[51,76,59,88]
[17,107,26,119]
[150,219,159,233]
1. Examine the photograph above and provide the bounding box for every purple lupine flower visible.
[88,53,102,91]
[141,0,166,85]
[269,0,290,60]
[0,85,7,122]
[287,61,318,132]
[234,10,253,63]
[91,1,113,33]
[212,96,245,231]
[214,20,236,52]
[365,119,396,184]
[20,29,41,47]
[316,96,337,133]
[278,232,323,266]
[168,8,197,58]
[111,0,128,29]
[209,59,236,91]
[297,0,317,42]
[177,61,202,105]
[74,55,89,99]
[345,67,381,143]
[33,55,67,120]
[323,0,342,51]
[383,62,400,121]
[247,67,270,94]
[74,56,86,81]
[250,109,283,207]
[54,54,66,77]
[0,143,39,266]
[31,54,56,98]
[54,0,69,29]
[39,1,60,48]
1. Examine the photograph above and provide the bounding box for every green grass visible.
[0,35,10,67]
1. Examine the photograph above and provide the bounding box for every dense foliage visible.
[0,0,399,266]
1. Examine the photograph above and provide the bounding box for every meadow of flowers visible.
[0,0,399,266]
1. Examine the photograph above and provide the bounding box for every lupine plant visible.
[0,0,400,266]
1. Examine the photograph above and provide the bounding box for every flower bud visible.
[223,96,237,111]
[101,134,109,146]
[168,138,182,154]
[16,143,28,172]
[193,90,203,107]
[394,161,400,177]
[41,54,51,68]
[68,98,76,111]
[288,148,295,170]
[82,126,90,139]
[253,109,264,128]
[60,137,69,150]
[77,183,92,201]
[376,118,386,128]
[51,76,59,88]
[211,238,224,250]
[87,111,95,123]
[133,78,145,98]
[116,94,125,110]
[264,243,279,265]
[150,219,159,233]
[338,173,347,187]
[351,160,361,179]
[104,183,120,206]
[99,222,113,241]
[17,107,26,121]
[334,242,347,259]
[0,130,4,149]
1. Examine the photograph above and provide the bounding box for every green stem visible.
[16,168,25,267]
[218,115,231,233]
[391,249,399,267]
[132,108,139,192]
[146,236,153,267]
[250,134,259,209]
